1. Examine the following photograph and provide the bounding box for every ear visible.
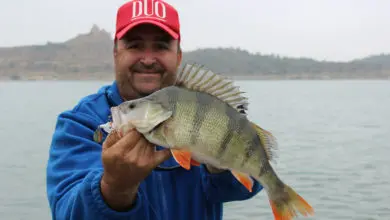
[176,49,182,68]
[113,39,118,58]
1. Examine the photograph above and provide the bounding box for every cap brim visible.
[116,19,179,40]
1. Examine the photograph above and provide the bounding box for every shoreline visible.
[1,77,389,82]
[1,70,390,82]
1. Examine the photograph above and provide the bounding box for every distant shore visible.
[1,72,389,81]
[1,25,390,83]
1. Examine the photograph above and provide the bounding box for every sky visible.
[0,0,389,61]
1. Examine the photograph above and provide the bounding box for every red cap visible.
[115,0,180,40]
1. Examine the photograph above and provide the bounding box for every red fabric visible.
[115,0,180,40]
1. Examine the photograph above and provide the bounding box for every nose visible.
[140,50,157,66]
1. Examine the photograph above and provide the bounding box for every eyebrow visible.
[155,35,173,43]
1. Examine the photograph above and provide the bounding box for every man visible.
[46,0,263,219]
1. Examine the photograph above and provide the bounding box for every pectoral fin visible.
[231,170,254,193]
[171,149,193,170]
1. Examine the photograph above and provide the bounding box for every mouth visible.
[133,72,162,79]
[132,72,163,88]
[134,71,162,75]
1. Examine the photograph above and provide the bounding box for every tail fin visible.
[269,184,314,220]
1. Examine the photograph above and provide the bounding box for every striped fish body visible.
[105,64,314,220]
[142,86,270,178]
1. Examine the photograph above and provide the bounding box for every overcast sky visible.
[1,0,389,61]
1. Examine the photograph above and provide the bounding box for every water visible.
[0,80,389,220]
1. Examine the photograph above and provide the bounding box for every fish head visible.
[112,96,173,134]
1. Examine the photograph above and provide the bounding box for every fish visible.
[98,63,314,220]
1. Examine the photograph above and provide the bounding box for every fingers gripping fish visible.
[97,63,314,220]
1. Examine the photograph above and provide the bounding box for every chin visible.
[137,84,161,96]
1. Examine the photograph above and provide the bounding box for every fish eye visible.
[129,103,136,109]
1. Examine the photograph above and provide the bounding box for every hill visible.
[1,25,389,80]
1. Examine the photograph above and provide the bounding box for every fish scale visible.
[152,85,270,179]
[100,63,315,220]
[167,88,234,160]
[169,87,252,169]
[188,92,210,146]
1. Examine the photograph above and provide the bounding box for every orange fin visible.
[171,149,192,170]
[231,170,254,193]
[190,159,201,166]
[269,184,314,220]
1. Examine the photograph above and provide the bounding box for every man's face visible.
[114,24,182,100]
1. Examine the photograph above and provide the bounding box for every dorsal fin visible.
[251,122,278,162]
[175,63,249,113]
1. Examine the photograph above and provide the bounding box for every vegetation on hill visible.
[0,25,389,80]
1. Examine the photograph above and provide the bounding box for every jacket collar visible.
[106,81,124,107]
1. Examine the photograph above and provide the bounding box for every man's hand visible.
[100,128,171,211]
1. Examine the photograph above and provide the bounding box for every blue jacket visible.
[46,81,263,220]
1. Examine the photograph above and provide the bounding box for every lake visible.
[0,80,389,219]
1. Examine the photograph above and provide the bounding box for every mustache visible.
[131,62,165,74]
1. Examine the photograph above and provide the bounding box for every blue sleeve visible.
[200,165,263,203]
[46,110,151,220]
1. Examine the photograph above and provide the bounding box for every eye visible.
[129,103,136,109]
[155,42,169,50]
[126,43,141,50]
[123,40,142,50]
